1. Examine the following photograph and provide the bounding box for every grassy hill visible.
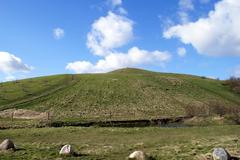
[0,68,240,122]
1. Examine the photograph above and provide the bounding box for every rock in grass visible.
[59,144,73,155]
[0,139,15,150]
[128,151,147,160]
[212,148,231,160]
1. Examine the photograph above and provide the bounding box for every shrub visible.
[225,76,240,94]
[208,101,228,116]
[184,103,209,117]
[184,101,240,119]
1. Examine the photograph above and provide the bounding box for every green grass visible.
[0,68,240,122]
[0,126,240,159]
[0,74,75,107]
[0,68,240,159]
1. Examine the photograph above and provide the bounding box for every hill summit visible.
[0,68,239,122]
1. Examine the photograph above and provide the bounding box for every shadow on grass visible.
[73,152,89,157]
[15,148,26,151]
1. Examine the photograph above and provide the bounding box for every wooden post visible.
[11,112,14,122]
[109,111,112,120]
[109,111,112,126]
[47,111,50,121]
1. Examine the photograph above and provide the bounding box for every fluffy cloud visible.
[179,0,194,11]
[118,7,127,15]
[66,47,171,73]
[66,61,94,74]
[164,0,240,56]
[68,9,171,74]
[178,0,194,24]
[110,0,122,7]
[177,47,187,57]
[87,11,133,56]
[0,52,32,73]
[206,76,217,80]
[53,28,64,40]
[178,11,190,24]
[4,75,16,82]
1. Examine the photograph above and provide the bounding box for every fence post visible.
[45,111,51,122]
[109,110,112,126]
[11,112,14,122]
[109,111,112,120]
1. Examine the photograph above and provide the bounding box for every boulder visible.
[59,144,73,155]
[128,151,147,160]
[212,148,231,160]
[0,139,15,150]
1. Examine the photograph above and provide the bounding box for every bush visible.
[209,101,228,116]
[184,103,209,117]
[185,101,240,118]
[225,76,240,94]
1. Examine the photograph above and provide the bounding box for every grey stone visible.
[212,148,231,160]
[59,144,73,155]
[0,139,15,150]
[128,151,147,160]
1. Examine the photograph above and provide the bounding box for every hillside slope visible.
[0,68,240,121]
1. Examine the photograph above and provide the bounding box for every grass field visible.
[0,68,240,159]
[0,125,240,159]
[0,68,240,122]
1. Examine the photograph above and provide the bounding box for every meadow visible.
[0,68,240,159]
[0,125,240,159]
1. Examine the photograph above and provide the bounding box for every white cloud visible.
[178,11,190,24]
[66,47,171,73]
[0,52,32,73]
[110,0,122,7]
[206,76,217,79]
[4,75,16,82]
[53,28,64,40]
[178,0,194,24]
[158,16,175,31]
[233,65,240,77]
[66,61,94,74]
[164,0,240,56]
[87,11,133,56]
[118,7,128,15]
[179,0,194,11]
[177,47,187,57]
[68,9,172,74]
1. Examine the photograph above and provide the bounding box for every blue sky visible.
[0,0,239,81]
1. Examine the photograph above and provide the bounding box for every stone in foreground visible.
[0,139,15,150]
[59,144,73,155]
[128,151,147,160]
[212,148,231,160]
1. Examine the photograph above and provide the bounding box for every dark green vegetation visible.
[0,126,240,159]
[0,68,240,123]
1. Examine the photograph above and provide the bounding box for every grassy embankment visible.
[0,68,239,126]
